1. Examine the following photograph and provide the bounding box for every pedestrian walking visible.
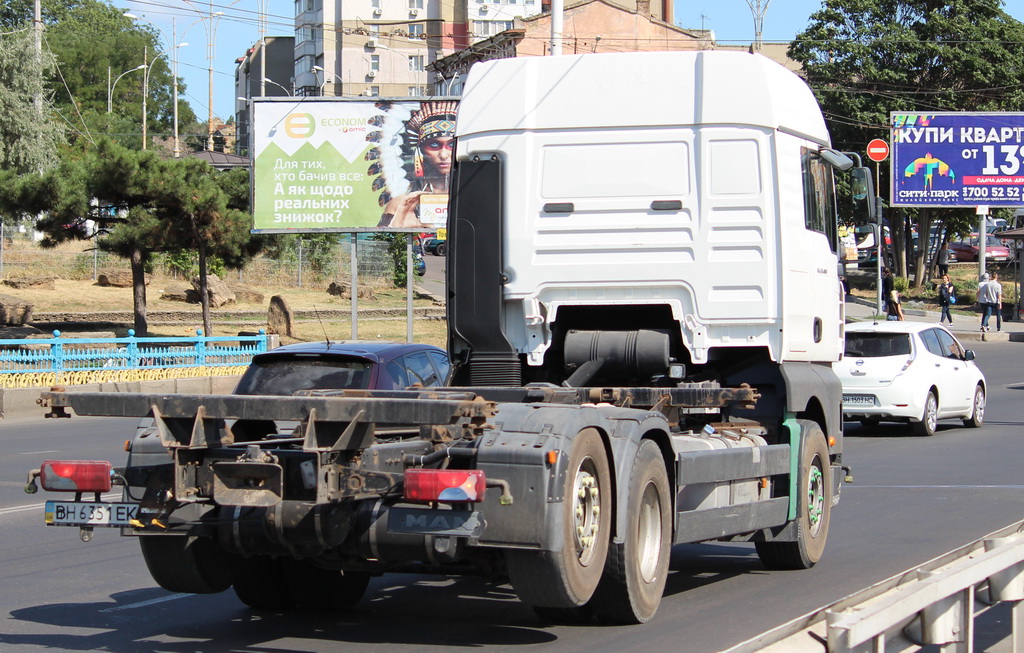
[991,272,1003,331]
[937,245,952,276]
[937,274,956,325]
[978,272,1002,332]
[882,268,898,321]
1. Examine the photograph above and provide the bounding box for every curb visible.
[1,375,241,420]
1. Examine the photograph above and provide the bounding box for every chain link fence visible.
[0,233,394,289]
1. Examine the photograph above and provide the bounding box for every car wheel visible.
[435,242,446,256]
[963,384,985,428]
[913,391,938,436]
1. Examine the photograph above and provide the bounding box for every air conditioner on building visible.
[367,70,376,78]
[480,4,489,11]
[362,89,373,96]
[410,8,420,15]
[367,38,378,48]
[373,7,382,14]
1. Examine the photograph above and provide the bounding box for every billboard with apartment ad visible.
[891,112,1024,207]
[251,98,458,232]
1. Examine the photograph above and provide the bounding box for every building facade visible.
[234,35,296,155]
[286,0,673,98]
[431,0,709,90]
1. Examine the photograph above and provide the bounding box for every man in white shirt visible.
[979,272,1002,332]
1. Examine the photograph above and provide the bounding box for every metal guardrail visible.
[728,519,1024,653]
[0,329,268,378]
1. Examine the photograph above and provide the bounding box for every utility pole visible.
[207,0,215,151]
[549,0,563,55]
[142,46,148,149]
[172,17,181,158]
[745,0,771,51]
[33,0,42,114]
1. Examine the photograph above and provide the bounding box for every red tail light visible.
[404,469,486,503]
[40,461,112,493]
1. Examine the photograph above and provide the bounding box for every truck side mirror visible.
[851,167,876,224]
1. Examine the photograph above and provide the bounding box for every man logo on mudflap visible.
[403,512,469,531]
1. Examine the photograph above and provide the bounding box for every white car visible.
[835,321,986,436]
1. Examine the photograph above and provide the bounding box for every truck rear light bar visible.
[39,461,113,493]
[404,469,486,503]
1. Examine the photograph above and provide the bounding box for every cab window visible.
[801,149,838,252]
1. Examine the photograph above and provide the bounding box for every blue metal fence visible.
[0,329,268,378]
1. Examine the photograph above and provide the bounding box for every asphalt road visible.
[1,340,1022,652]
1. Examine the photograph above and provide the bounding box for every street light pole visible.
[263,78,292,95]
[141,46,148,149]
[312,65,339,95]
[107,64,146,113]
[123,13,187,155]
[257,0,269,97]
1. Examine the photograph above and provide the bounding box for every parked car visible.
[835,322,986,436]
[423,238,447,256]
[234,341,451,395]
[948,234,1011,262]
[135,342,452,445]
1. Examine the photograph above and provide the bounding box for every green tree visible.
[0,27,65,173]
[0,140,262,334]
[152,159,262,336]
[790,0,1024,286]
[3,0,196,151]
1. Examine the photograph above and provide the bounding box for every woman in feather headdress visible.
[378,100,457,228]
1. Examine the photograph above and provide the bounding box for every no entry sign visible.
[867,139,889,162]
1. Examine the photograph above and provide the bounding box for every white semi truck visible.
[27,50,873,624]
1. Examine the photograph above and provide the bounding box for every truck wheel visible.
[507,428,611,608]
[139,536,233,594]
[755,421,831,570]
[963,384,985,428]
[913,391,938,436]
[283,559,371,612]
[591,439,671,624]
[232,556,295,610]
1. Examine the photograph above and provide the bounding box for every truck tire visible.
[590,439,671,624]
[283,559,371,612]
[507,428,611,608]
[756,420,831,570]
[232,556,295,610]
[139,535,233,594]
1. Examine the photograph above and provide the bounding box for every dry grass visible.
[2,275,448,347]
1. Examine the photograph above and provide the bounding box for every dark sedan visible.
[234,341,451,395]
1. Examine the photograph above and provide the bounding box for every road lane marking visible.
[20,450,59,455]
[0,492,122,517]
[100,593,195,613]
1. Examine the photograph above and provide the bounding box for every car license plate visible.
[843,394,875,407]
[44,501,138,527]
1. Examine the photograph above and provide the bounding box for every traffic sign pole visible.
[866,138,890,317]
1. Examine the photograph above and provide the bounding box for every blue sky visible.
[117,0,1024,126]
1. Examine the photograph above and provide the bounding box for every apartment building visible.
[431,0,706,89]
[289,0,672,98]
[234,36,296,155]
